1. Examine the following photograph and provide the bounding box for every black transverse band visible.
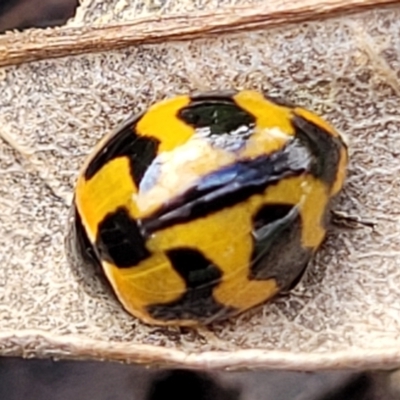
[141,138,311,235]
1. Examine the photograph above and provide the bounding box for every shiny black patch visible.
[147,248,235,323]
[178,99,255,136]
[142,139,311,235]
[84,115,160,188]
[249,204,312,290]
[95,207,150,268]
[293,115,342,188]
[262,92,295,109]
[253,204,294,229]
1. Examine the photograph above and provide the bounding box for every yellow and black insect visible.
[67,89,348,326]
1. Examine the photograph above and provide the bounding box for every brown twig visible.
[2,330,400,370]
[0,0,399,67]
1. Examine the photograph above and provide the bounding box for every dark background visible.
[0,357,397,400]
[0,0,78,33]
[0,1,398,399]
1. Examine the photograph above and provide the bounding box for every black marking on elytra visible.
[178,98,255,136]
[293,115,342,188]
[253,204,295,230]
[84,114,160,188]
[249,204,313,290]
[146,248,235,323]
[141,138,312,235]
[95,207,150,268]
[262,92,296,109]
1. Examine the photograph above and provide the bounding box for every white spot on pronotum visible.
[266,127,290,140]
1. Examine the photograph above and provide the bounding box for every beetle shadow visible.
[64,205,121,306]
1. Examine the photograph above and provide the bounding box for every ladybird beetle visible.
[66,90,348,326]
